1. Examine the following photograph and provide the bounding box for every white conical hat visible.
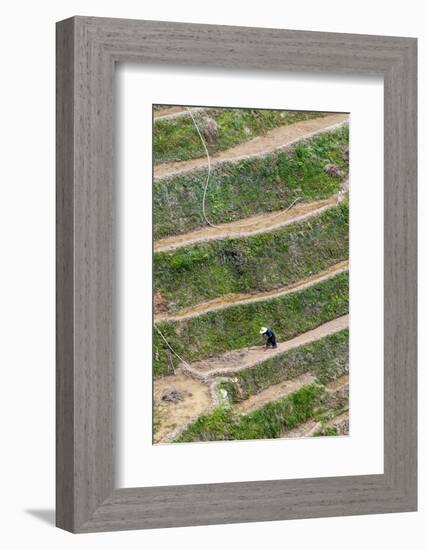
[259,327,268,334]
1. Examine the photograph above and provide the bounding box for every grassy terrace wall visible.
[154,201,349,312]
[234,329,348,399]
[154,126,349,239]
[176,384,325,442]
[154,108,328,164]
[176,373,349,443]
[154,273,349,377]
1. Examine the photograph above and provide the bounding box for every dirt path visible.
[329,410,349,424]
[154,113,349,179]
[183,315,349,379]
[234,373,315,415]
[155,195,343,253]
[284,410,349,439]
[328,411,349,435]
[154,106,206,121]
[153,373,212,443]
[326,374,349,390]
[283,419,321,438]
[155,260,348,322]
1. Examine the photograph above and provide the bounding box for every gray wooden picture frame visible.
[56,16,417,533]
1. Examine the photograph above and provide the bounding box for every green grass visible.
[153,273,349,377]
[154,200,348,312]
[175,383,325,442]
[154,125,348,239]
[153,107,328,164]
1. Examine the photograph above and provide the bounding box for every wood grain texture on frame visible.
[56,16,417,532]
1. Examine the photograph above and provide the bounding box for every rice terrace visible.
[152,104,350,444]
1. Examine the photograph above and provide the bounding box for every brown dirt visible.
[330,411,349,424]
[234,373,315,415]
[326,374,349,390]
[329,411,349,435]
[283,419,321,438]
[154,106,185,118]
[155,260,348,322]
[153,291,169,314]
[154,196,341,253]
[153,374,212,443]
[154,106,206,120]
[184,315,349,379]
[154,113,349,179]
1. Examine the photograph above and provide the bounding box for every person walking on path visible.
[260,326,277,349]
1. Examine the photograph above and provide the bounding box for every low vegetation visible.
[154,125,348,239]
[175,374,349,442]
[154,201,348,312]
[153,273,349,376]
[175,383,325,442]
[154,107,328,164]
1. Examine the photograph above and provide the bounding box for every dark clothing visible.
[265,328,277,348]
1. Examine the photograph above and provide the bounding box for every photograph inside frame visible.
[152,104,349,445]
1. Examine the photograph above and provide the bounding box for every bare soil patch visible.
[154,106,206,120]
[326,374,349,390]
[284,419,321,438]
[154,106,186,118]
[329,410,349,434]
[153,374,212,443]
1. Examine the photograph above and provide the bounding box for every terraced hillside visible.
[152,105,349,444]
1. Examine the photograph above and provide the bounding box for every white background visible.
[0,1,425,549]
[119,67,384,487]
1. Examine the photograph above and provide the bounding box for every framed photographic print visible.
[56,16,417,532]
